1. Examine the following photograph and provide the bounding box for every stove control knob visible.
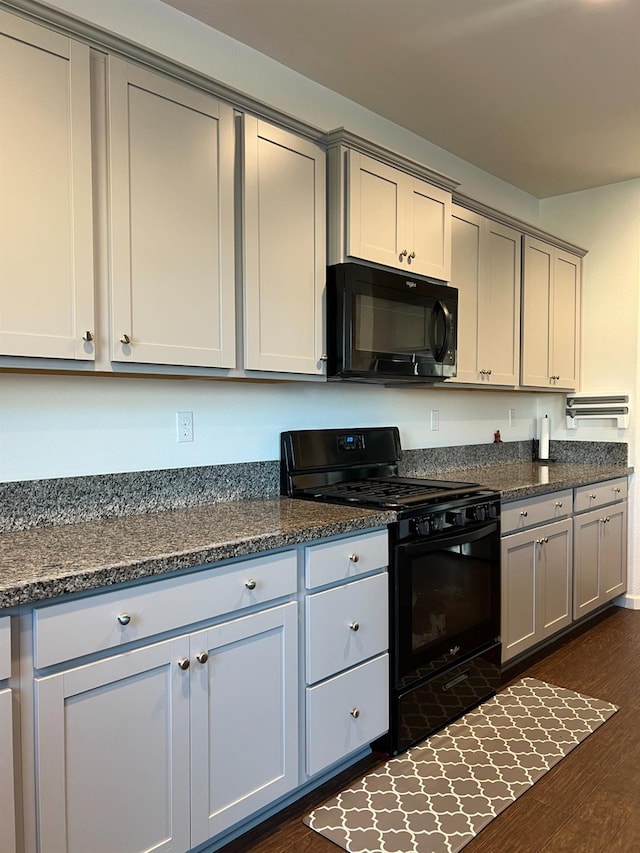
[448,511,466,527]
[486,504,499,520]
[431,514,444,532]
[415,518,432,536]
[468,506,486,522]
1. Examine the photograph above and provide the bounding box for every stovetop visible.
[297,476,485,509]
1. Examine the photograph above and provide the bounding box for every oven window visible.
[355,294,430,355]
[411,549,492,654]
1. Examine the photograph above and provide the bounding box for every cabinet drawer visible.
[306,653,389,778]
[306,572,388,684]
[574,478,627,514]
[34,550,297,668]
[305,529,388,590]
[501,489,572,534]
[0,616,10,681]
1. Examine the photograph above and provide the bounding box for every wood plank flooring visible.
[219,606,640,852]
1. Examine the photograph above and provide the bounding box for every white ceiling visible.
[162,0,640,199]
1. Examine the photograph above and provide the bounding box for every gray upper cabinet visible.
[108,58,236,369]
[449,205,521,386]
[0,11,95,361]
[242,117,326,376]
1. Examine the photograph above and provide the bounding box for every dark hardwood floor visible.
[219,606,640,852]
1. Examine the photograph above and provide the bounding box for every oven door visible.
[393,521,500,688]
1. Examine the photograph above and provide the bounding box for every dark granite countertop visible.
[0,498,394,609]
[440,461,633,501]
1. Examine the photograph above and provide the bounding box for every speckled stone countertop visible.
[0,498,394,609]
[430,461,633,501]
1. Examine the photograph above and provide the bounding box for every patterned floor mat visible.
[304,678,618,853]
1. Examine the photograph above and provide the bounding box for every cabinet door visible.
[501,531,537,662]
[521,236,553,388]
[573,508,603,619]
[449,207,482,384]
[600,502,627,602]
[35,637,191,853]
[0,12,94,360]
[551,250,580,389]
[0,688,16,853]
[346,151,405,269]
[405,177,451,281]
[108,58,235,368]
[479,220,521,386]
[243,118,326,374]
[537,518,572,641]
[189,602,298,846]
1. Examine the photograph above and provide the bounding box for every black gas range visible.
[281,426,502,755]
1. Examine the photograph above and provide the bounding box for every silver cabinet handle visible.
[245,579,257,590]
[349,621,360,632]
[319,354,328,362]
[177,658,190,671]
[196,652,208,664]
[400,249,408,257]
[350,708,360,719]
[520,511,528,517]
[614,487,621,494]
[409,251,416,259]
[82,331,94,342]
[589,494,597,499]
[349,553,360,563]
[555,501,563,507]
[120,334,131,345]
[117,613,131,626]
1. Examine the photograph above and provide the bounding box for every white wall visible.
[0,372,539,481]
[539,180,640,603]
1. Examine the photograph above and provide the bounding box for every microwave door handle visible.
[430,300,451,363]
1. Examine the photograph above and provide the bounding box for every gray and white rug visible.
[304,678,618,853]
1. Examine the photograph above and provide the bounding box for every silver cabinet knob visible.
[120,334,131,345]
[245,579,257,590]
[117,613,131,626]
[349,553,360,563]
[350,708,360,719]
[196,652,209,664]
[82,331,94,342]
[177,658,190,671]
[520,511,528,517]
[319,354,328,362]
[409,251,416,259]
[555,501,563,508]
[589,494,597,500]
[349,621,360,632]
[614,487,621,494]
[400,249,408,257]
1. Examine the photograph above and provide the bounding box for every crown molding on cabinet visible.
[0,0,326,144]
[453,192,588,257]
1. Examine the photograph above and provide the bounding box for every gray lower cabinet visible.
[573,479,628,619]
[0,615,16,853]
[501,516,572,663]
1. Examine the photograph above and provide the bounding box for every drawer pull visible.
[589,494,597,499]
[117,613,131,626]
[555,501,563,508]
[520,511,528,517]
[350,708,360,719]
[443,669,471,691]
[244,579,257,590]
[349,553,360,563]
[349,621,360,632]
[614,487,621,494]
[196,652,209,664]
[177,658,190,671]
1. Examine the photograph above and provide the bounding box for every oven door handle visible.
[397,521,498,556]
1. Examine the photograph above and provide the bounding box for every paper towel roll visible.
[539,415,550,461]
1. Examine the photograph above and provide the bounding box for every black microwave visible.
[326,263,458,383]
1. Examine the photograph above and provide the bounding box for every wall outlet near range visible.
[176,411,193,442]
[430,410,439,431]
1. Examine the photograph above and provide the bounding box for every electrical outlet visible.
[176,411,193,443]
[430,410,439,431]
[508,408,516,428]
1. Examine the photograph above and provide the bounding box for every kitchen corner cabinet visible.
[521,236,581,390]
[501,491,573,663]
[32,552,298,852]
[108,57,236,369]
[0,616,16,853]
[333,149,451,280]
[449,206,521,386]
[573,478,627,619]
[242,117,326,375]
[0,11,95,361]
